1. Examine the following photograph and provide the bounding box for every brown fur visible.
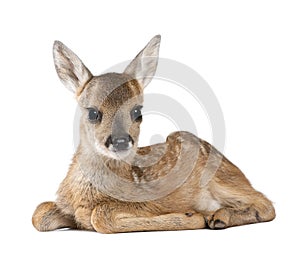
[32,35,275,233]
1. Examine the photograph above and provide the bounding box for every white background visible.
[0,0,299,256]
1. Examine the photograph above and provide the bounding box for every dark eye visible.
[87,107,102,123]
[131,105,143,122]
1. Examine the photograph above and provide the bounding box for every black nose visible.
[105,134,134,151]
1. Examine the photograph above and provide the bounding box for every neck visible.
[76,142,135,179]
[74,132,201,202]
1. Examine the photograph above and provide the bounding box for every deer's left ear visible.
[124,35,161,88]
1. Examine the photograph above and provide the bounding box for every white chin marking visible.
[95,141,118,159]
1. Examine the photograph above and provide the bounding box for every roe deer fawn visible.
[32,35,275,233]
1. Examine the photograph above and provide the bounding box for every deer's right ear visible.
[53,41,93,94]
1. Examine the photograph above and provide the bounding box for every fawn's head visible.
[53,36,161,159]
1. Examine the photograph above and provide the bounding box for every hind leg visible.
[206,189,275,229]
[32,201,76,231]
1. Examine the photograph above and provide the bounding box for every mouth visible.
[95,136,134,159]
[105,135,134,152]
[108,141,133,153]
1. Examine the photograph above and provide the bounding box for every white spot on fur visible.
[195,189,221,212]
[132,172,140,184]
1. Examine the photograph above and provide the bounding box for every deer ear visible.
[124,35,161,88]
[53,41,93,93]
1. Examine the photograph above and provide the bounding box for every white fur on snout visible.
[108,144,114,152]
[95,140,118,159]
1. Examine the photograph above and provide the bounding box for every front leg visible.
[32,201,76,231]
[91,203,206,233]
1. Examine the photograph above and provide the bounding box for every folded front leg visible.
[32,201,76,231]
[91,203,206,233]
